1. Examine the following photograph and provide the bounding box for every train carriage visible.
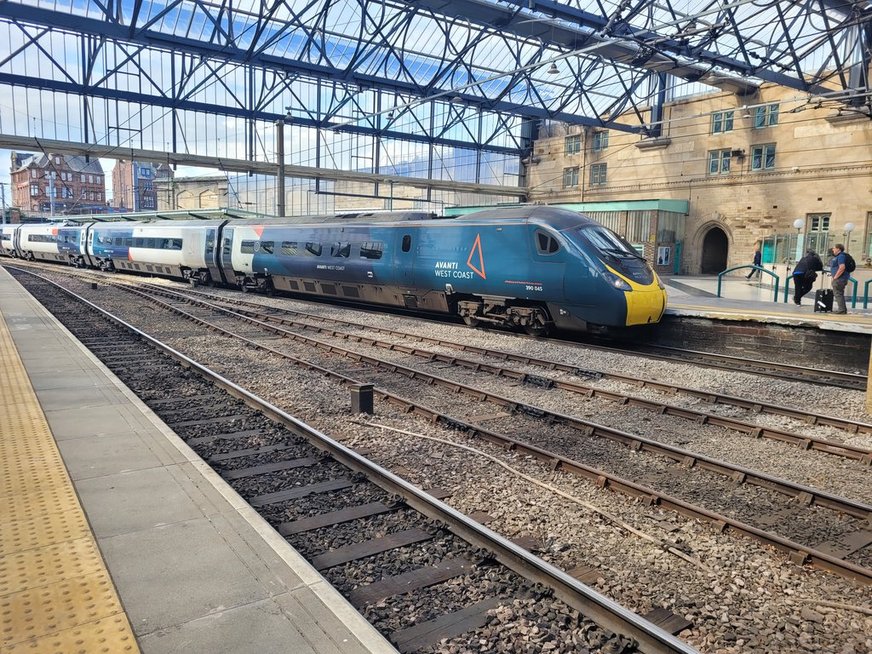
[88,220,226,281]
[0,225,16,257]
[228,206,666,333]
[56,225,92,268]
[13,223,67,263]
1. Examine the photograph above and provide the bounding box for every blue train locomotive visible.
[1,206,666,333]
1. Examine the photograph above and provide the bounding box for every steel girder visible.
[0,0,869,181]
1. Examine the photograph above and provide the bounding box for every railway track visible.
[9,267,697,653]
[17,266,869,585]
[589,342,868,391]
[141,282,872,464]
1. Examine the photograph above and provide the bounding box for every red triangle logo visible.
[466,234,486,279]
[253,225,264,238]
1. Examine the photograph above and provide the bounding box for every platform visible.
[0,268,397,654]
[665,275,872,334]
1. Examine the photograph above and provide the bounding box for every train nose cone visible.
[625,287,667,326]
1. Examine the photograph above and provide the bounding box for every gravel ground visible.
[21,271,872,654]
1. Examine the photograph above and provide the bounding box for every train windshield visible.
[576,225,641,259]
[576,225,653,285]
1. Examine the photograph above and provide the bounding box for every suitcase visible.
[814,289,833,313]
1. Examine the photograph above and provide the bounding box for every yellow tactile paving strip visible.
[0,312,140,654]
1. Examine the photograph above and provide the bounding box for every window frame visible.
[592,131,609,151]
[753,104,779,128]
[562,166,579,188]
[708,149,732,175]
[751,143,776,171]
[589,163,608,186]
[711,110,735,134]
[564,134,581,155]
[535,230,561,256]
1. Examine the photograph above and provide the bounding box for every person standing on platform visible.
[792,249,823,306]
[745,244,762,280]
[829,243,851,314]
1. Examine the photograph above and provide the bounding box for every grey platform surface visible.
[664,276,872,334]
[0,267,398,654]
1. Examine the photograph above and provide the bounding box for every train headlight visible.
[601,271,632,292]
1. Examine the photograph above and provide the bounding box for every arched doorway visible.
[700,227,728,274]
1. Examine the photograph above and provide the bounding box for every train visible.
[0,206,667,334]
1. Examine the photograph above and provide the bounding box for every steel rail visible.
[582,342,868,391]
[150,281,872,442]
[9,263,870,440]
[44,271,872,585]
[143,288,871,464]
[12,267,699,654]
[114,283,872,529]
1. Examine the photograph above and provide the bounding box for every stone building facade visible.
[112,160,173,211]
[9,152,107,216]
[154,176,228,210]
[526,83,872,274]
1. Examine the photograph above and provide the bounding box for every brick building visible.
[9,152,107,216]
[112,160,174,211]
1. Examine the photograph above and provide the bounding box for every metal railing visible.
[717,265,779,301]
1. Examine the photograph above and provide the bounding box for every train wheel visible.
[462,316,480,327]
[524,323,548,337]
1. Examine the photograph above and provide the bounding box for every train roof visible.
[453,205,598,230]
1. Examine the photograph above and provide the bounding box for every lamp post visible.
[843,222,855,251]
[792,217,805,263]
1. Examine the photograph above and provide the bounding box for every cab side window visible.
[402,235,411,252]
[535,230,560,255]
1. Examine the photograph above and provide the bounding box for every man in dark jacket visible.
[792,249,823,305]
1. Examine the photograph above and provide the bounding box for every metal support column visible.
[275,120,286,217]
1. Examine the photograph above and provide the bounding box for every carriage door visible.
[217,226,235,284]
[83,226,95,267]
[204,228,221,283]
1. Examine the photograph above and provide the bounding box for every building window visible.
[806,213,831,254]
[30,184,39,197]
[562,167,579,188]
[754,104,779,128]
[809,214,830,233]
[54,156,60,165]
[592,131,609,151]
[589,163,607,185]
[140,167,152,177]
[711,111,734,134]
[564,135,581,155]
[708,149,732,174]
[30,169,37,179]
[751,144,776,171]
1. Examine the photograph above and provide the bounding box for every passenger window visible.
[402,235,411,252]
[125,238,133,247]
[535,231,560,255]
[260,241,274,254]
[360,241,383,260]
[331,242,350,258]
[305,242,322,257]
[281,241,298,256]
[115,237,123,246]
